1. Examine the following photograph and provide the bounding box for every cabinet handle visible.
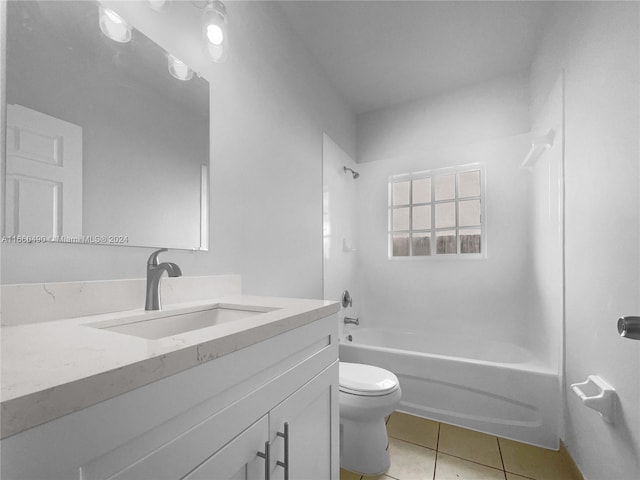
[257,440,271,480]
[276,422,289,480]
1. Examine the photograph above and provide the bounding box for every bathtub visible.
[339,327,560,449]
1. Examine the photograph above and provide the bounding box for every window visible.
[389,164,484,258]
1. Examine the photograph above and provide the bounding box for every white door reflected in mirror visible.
[5,105,82,240]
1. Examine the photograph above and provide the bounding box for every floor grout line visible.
[432,422,441,480]
[387,433,438,452]
[436,450,508,473]
[497,436,508,479]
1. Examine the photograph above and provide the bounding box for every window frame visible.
[388,163,486,260]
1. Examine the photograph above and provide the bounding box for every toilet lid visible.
[339,362,399,396]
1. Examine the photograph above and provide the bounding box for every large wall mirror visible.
[4,0,210,250]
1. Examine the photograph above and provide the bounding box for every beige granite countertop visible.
[0,295,339,439]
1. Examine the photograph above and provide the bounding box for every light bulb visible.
[149,0,169,12]
[203,1,227,63]
[104,8,124,24]
[99,6,132,43]
[207,24,224,46]
[167,54,193,81]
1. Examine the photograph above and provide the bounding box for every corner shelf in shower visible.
[521,129,555,170]
[342,238,357,252]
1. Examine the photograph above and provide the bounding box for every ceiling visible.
[278,1,553,115]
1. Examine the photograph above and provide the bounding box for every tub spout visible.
[344,316,359,325]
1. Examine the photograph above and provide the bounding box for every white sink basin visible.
[86,304,278,340]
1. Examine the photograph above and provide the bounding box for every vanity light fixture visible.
[149,0,170,12]
[167,54,193,81]
[203,0,228,63]
[98,6,132,43]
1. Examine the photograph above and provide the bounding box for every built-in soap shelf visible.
[343,238,357,252]
[570,375,616,423]
[521,129,555,170]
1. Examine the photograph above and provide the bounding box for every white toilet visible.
[339,362,402,475]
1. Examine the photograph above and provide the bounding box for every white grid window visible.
[388,164,485,258]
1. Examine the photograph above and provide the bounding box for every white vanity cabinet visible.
[184,365,336,480]
[0,314,339,480]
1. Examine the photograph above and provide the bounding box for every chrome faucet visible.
[344,316,359,325]
[145,248,182,311]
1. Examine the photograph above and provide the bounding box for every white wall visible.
[530,2,640,478]
[357,71,530,164]
[1,1,356,301]
[322,134,360,338]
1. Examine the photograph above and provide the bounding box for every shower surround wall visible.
[355,136,541,349]
[354,73,553,360]
[322,134,360,337]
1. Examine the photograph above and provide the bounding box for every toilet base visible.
[340,416,391,475]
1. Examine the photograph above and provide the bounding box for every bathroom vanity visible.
[1,292,340,480]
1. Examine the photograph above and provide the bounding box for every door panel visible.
[5,104,82,237]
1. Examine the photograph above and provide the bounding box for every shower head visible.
[343,166,360,179]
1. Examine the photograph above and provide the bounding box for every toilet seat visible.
[339,362,399,397]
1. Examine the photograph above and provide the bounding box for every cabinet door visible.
[182,415,269,480]
[269,362,339,480]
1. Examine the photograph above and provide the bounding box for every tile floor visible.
[340,412,581,480]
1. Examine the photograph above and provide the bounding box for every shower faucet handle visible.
[342,290,353,308]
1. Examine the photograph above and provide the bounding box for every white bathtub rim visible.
[342,325,552,367]
[340,338,557,376]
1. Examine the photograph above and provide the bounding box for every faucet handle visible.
[341,290,353,308]
[147,248,168,266]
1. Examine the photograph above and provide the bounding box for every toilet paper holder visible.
[570,375,616,423]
